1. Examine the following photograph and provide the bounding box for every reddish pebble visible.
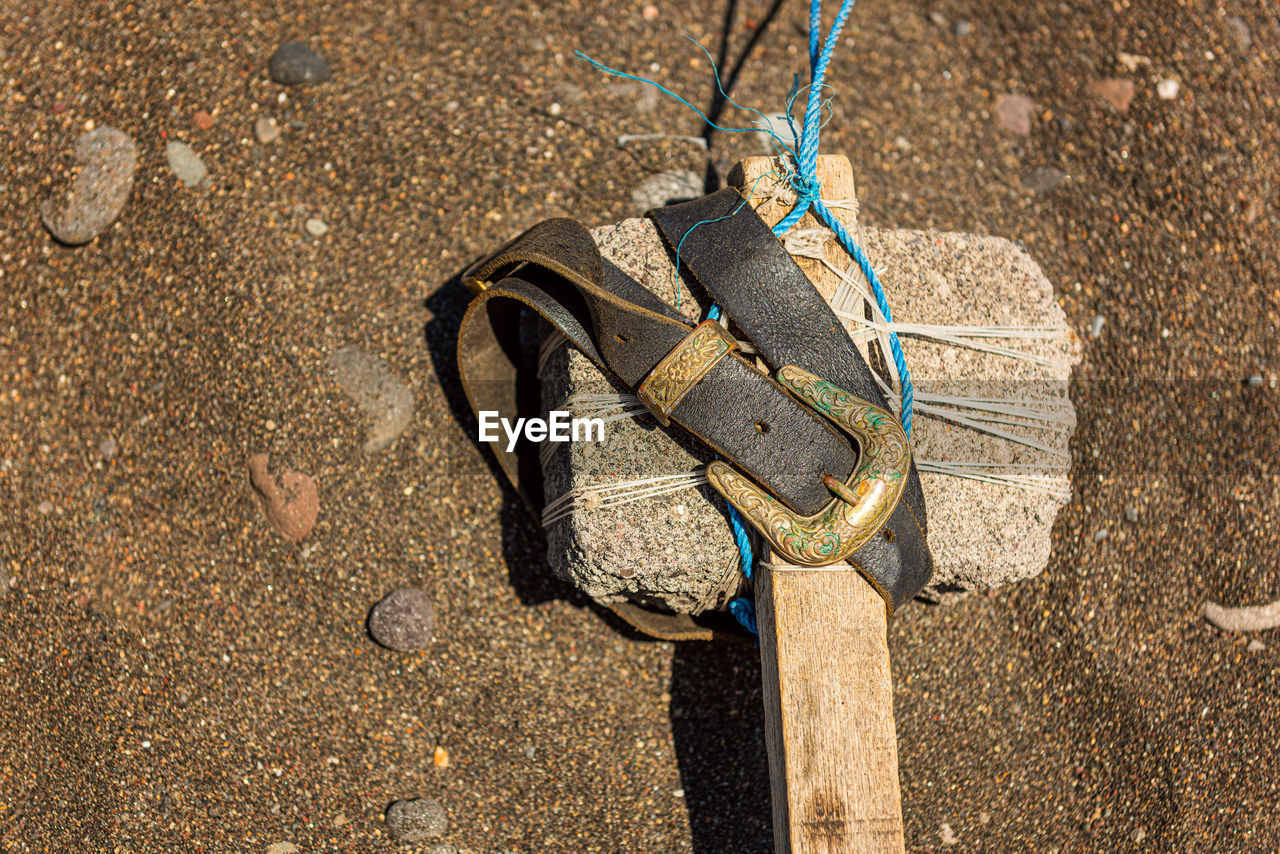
[995,93,1036,136]
[1090,78,1136,112]
[642,4,659,19]
[247,453,318,541]
[194,110,215,130]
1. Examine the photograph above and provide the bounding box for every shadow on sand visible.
[423,266,773,850]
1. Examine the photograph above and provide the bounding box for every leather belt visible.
[458,188,933,628]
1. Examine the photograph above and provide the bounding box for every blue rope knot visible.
[787,171,822,206]
[771,163,822,236]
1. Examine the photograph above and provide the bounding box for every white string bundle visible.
[538,392,649,470]
[542,471,708,528]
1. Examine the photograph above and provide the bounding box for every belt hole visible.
[754,420,770,434]
[881,529,896,544]
[615,333,628,344]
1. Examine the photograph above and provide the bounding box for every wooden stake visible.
[729,154,907,854]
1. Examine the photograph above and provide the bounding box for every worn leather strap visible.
[649,189,932,609]
[457,195,933,626]
[460,220,859,518]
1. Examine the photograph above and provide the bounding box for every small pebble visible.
[1246,374,1263,387]
[327,345,414,452]
[385,797,448,843]
[1132,827,1147,843]
[98,437,117,459]
[756,111,798,150]
[940,822,960,845]
[305,217,329,237]
[1225,16,1251,50]
[1022,166,1066,194]
[547,102,562,117]
[995,93,1035,136]
[1094,528,1109,543]
[427,846,458,854]
[953,19,972,36]
[631,170,704,213]
[1203,599,1280,633]
[1089,315,1105,339]
[642,4,659,20]
[165,140,207,187]
[1156,79,1180,100]
[978,811,991,824]
[1124,504,1139,523]
[368,587,436,651]
[1117,52,1150,72]
[928,11,948,28]
[40,126,138,245]
[1090,78,1136,112]
[265,844,298,854]
[37,501,54,514]
[1248,639,1266,652]
[433,744,450,768]
[254,116,281,143]
[193,110,215,130]
[268,41,331,86]
[247,453,319,542]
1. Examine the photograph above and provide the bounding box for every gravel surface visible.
[1,0,1278,852]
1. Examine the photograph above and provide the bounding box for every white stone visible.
[1157,79,1181,100]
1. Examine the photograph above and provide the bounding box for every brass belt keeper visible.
[637,319,739,426]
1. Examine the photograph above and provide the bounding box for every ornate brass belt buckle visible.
[704,365,912,567]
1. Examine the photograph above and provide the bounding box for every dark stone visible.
[268,41,331,86]
[369,588,435,651]
[385,797,447,843]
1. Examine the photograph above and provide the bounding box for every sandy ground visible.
[2,0,1279,851]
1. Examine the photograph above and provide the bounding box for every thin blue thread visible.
[575,46,798,158]
[671,173,769,309]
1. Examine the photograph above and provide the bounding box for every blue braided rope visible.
[725,509,758,636]
[588,0,917,635]
[810,198,914,435]
[772,0,915,436]
[724,0,915,636]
